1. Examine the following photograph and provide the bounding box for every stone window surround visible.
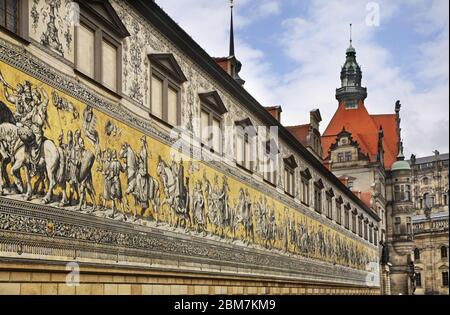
[283,155,298,198]
[199,92,227,155]
[235,118,257,174]
[0,0,29,44]
[149,63,182,128]
[74,9,123,97]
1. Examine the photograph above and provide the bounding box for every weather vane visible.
[350,23,353,45]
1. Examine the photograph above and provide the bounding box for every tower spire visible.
[229,0,235,57]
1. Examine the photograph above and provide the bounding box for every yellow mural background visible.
[0,61,377,270]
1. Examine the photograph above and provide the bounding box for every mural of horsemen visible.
[0,67,376,271]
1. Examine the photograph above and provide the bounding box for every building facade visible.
[410,153,449,295]
[0,1,380,295]
[322,39,449,295]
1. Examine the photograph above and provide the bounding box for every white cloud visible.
[156,0,449,157]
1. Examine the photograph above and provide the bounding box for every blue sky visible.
[156,0,449,157]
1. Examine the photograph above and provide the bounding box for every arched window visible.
[423,177,429,185]
[441,246,448,259]
[414,248,421,261]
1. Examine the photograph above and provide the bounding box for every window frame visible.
[344,204,351,230]
[414,248,421,261]
[199,100,225,155]
[235,119,257,173]
[335,197,343,225]
[442,271,449,287]
[313,180,324,214]
[441,246,448,259]
[325,189,334,220]
[75,10,123,96]
[263,140,278,186]
[149,66,182,127]
[0,0,29,43]
[300,169,312,206]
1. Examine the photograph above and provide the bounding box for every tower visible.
[388,141,416,295]
[335,24,367,109]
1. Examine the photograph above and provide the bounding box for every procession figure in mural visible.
[71,137,97,212]
[108,150,127,220]
[232,188,254,244]
[120,138,160,223]
[157,156,191,229]
[192,180,206,234]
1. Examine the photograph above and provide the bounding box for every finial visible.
[230,0,234,8]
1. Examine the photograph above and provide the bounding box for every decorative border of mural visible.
[0,197,372,287]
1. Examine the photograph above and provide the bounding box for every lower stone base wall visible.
[0,263,379,295]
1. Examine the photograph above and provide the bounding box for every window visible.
[338,153,344,163]
[344,205,350,230]
[314,180,324,213]
[406,217,412,236]
[443,272,449,287]
[352,211,357,234]
[284,156,298,197]
[394,217,401,235]
[75,2,129,94]
[0,0,18,34]
[345,152,352,162]
[235,119,256,172]
[326,190,334,219]
[444,194,448,206]
[358,216,363,237]
[284,167,295,197]
[364,220,368,240]
[416,273,422,287]
[335,199,343,225]
[300,169,312,206]
[414,248,421,261]
[345,100,358,109]
[395,185,412,202]
[348,181,354,191]
[199,92,227,154]
[441,246,448,259]
[423,177,429,185]
[149,54,187,127]
[424,193,434,209]
[369,225,373,243]
[264,156,277,185]
[374,228,378,245]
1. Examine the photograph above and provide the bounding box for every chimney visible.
[265,106,282,122]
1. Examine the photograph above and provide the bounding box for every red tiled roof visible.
[287,124,310,147]
[322,103,399,169]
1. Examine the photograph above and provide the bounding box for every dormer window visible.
[149,54,187,127]
[75,0,130,94]
[199,91,227,154]
[235,118,257,172]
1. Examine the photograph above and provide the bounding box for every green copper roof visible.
[391,160,411,171]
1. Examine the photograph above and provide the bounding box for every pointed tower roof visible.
[336,24,367,104]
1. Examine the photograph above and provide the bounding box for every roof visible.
[286,124,310,147]
[410,153,450,165]
[322,103,399,169]
[127,0,380,222]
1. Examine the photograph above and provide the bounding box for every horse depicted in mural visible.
[156,156,191,229]
[120,143,160,222]
[0,118,66,205]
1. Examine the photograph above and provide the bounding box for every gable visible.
[199,91,228,115]
[77,0,130,38]
[149,54,188,84]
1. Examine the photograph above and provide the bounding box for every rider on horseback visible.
[16,86,49,177]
